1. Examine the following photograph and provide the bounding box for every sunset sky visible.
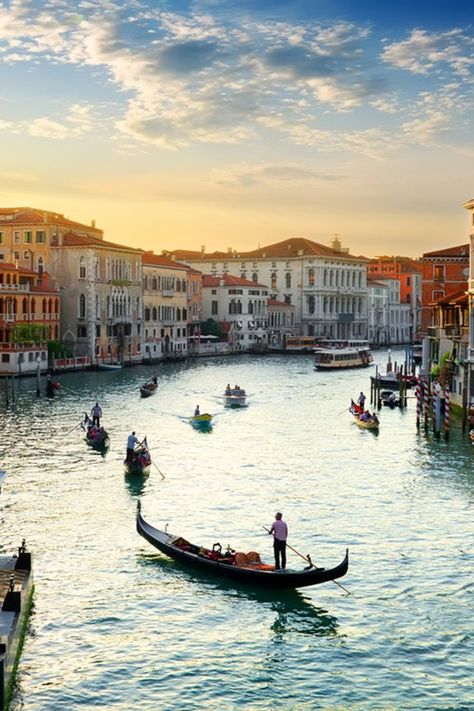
[1,0,473,257]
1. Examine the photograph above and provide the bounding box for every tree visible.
[199,318,226,339]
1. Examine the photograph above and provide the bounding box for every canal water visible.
[0,350,473,710]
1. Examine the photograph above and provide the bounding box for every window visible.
[14,231,20,244]
[14,251,20,260]
[308,295,315,314]
[284,295,292,305]
[23,231,32,243]
[77,326,87,338]
[434,265,445,281]
[406,276,411,286]
[211,301,218,315]
[24,251,30,260]
[308,268,315,286]
[271,272,277,289]
[432,290,444,300]
[286,273,291,288]
[2,354,10,363]
[79,256,86,279]
[96,325,101,337]
[79,293,86,318]
[36,231,46,243]
[0,232,3,244]
[252,273,258,283]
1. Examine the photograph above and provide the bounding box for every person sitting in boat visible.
[371,413,379,424]
[126,431,139,462]
[225,384,231,394]
[359,410,371,422]
[91,402,102,427]
[194,405,200,416]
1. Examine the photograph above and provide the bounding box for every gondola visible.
[350,401,379,430]
[124,442,151,475]
[140,381,158,398]
[83,419,110,449]
[136,502,349,590]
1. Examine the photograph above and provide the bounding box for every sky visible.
[0,0,473,257]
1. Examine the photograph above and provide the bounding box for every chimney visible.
[227,247,232,254]
[200,245,206,255]
[91,219,96,228]
[331,234,342,252]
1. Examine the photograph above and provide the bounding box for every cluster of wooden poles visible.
[415,378,451,439]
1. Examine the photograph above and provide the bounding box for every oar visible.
[64,420,85,437]
[142,438,165,480]
[262,526,350,594]
[336,406,350,417]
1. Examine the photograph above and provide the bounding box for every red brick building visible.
[420,244,469,334]
[367,256,423,339]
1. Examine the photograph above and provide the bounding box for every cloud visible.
[382,29,474,77]
[211,162,342,188]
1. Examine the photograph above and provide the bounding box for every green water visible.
[0,350,473,710]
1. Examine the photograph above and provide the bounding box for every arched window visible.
[38,257,44,277]
[285,273,291,289]
[22,297,28,315]
[152,307,157,321]
[152,277,157,291]
[42,298,47,315]
[145,306,151,321]
[79,293,86,318]
[31,298,36,317]
[252,273,258,283]
[177,308,181,321]
[183,308,187,320]
[182,279,186,292]
[176,280,181,292]
[271,272,277,289]
[308,295,315,315]
[248,301,253,314]
[79,256,86,279]
[308,268,315,286]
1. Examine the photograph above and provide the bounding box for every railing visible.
[0,283,29,291]
[427,326,437,337]
[445,324,461,337]
[161,289,175,297]
[53,356,91,370]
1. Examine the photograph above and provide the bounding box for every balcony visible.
[445,324,461,338]
[162,289,175,297]
[427,326,438,338]
[0,283,29,291]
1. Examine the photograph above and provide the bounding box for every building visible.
[0,263,60,374]
[52,232,143,363]
[201,275,269,351]
[427,290,469,408]
[0,207,103,275]
[142,252,189,361]
[464,198,474,406]
[166,236,368,340]
[267,299,296,348]
[419,244,469,335]
[367,277,411,345]
[367,256,422,340]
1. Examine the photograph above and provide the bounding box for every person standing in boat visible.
[126,431,139,462]
[194,405,200,416]
[269,512,288,570]
[357,392,366,409]
[91,402,102,427]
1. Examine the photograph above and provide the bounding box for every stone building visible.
[142,252,189,360]
[419,244,469,334]
[52,233,143,363]
[168,236,368,340]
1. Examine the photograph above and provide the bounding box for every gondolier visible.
[91,402,102,427]
[269,512,288,570]
[126,431,139,462]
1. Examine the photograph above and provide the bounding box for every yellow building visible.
[53,232,143,363]
[142,253,189,360]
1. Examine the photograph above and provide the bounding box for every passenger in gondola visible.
[126,431,139,462]
[225,384,231,394]
[91,402,102,427]
[359,410,370,422]
[194,405,200,416]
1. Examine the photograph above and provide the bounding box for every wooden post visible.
[36,356,41,397]
[423,378,429,431]
[434,388,441,438]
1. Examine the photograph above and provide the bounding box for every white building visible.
[168,236,368,340]
[368,277,411,344]
[202,275,269,351]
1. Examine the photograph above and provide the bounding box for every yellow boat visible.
[353,415,379,430]
[190,413,213,429]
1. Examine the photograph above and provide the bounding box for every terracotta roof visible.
[267,298,294,308]
[168,237,367,263]
[0,262,37,275]
[202,274,268,288]
[60,231,142,253]
[142,252,189,270]
[369,256,423,273]
[0,207,103,234]
[422,244,469,259]
[367,279,390,288]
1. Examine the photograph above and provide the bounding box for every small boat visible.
[224,387,247,408]
[98,362,122,371]
[124,441,152,475]
[314,340,373,370]
[140,380,158,398]
[83,418,110,449]
[190,413,213,429]
[136,502,349,590]
[350,401,379,430]
[380,390,401,408]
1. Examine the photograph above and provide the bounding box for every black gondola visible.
[140,379,158,398]
[136,502,349,590]
[125,443,151,475]
[83,418,110,450]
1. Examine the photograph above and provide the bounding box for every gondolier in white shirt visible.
[269,512,288,570]
[91,402,102,427]
[126,431,139,462]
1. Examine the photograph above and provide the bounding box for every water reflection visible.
[137,554,340,639]
[124,472,150,498]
